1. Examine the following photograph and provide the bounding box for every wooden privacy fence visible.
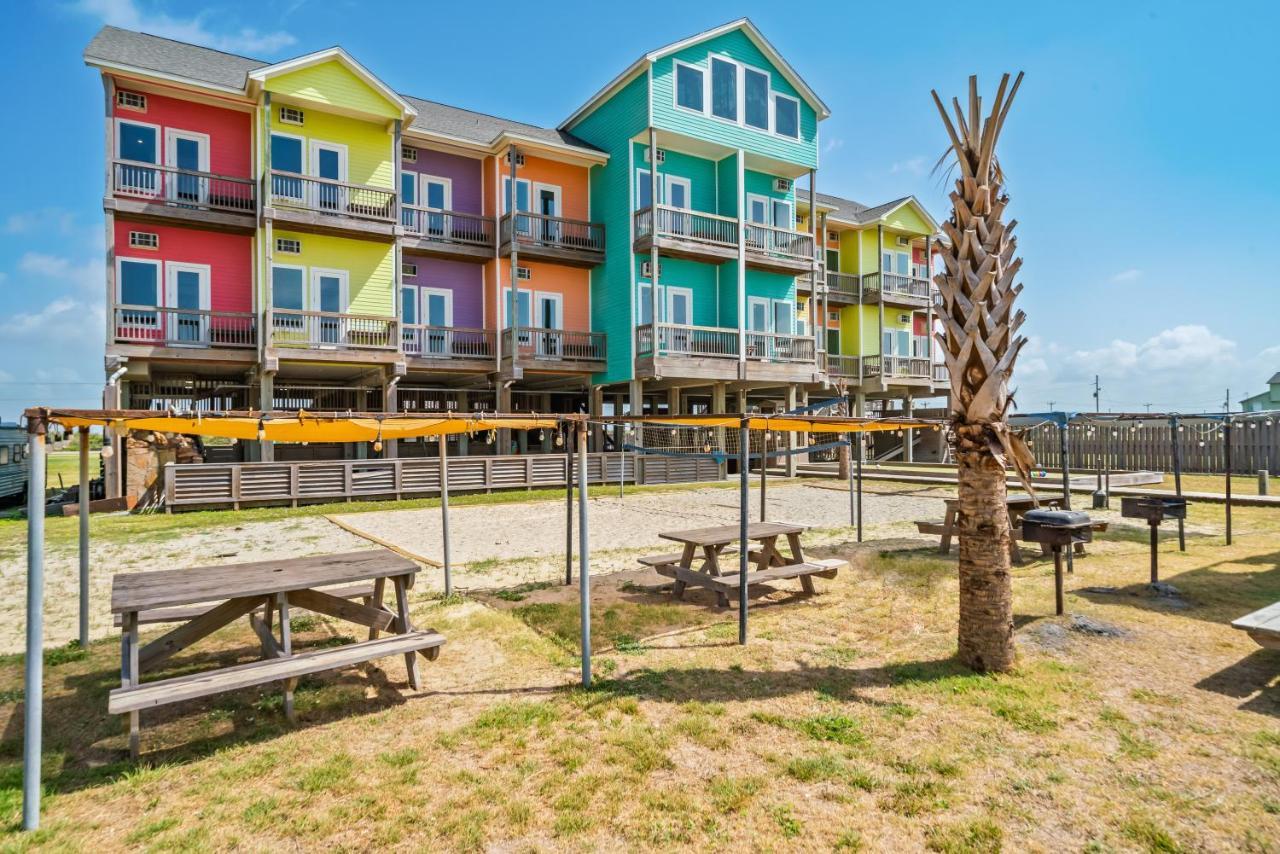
[1022,418,1279,475]
[163,452,722,510]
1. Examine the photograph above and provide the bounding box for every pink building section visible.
[114,220,253,313]
[112,83,252,177]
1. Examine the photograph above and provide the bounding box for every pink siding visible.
[112,82,252,177]
[114,219,253,312]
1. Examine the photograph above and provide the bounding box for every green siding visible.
[571,74,649,384]
[716,153,739,217]
[635,256,718,326]
[650,29,819,169]
[630,143,718,211]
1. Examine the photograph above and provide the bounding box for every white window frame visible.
[742,64,771,132]
[771,198,794,230]
[665,285,693,326]
[421,287,455,327]
[501,176,532,214]
[672,59,707,115]
[533,291,563,330]
[500,286,533,327]
[128,231,159,250]
[308,139,348,182]
[270,130,307,174]
[745,193,770,225]
[115,255,162,312]
[115,90,147,112]
[115,117,161,164]
[278,105,305,126]
[402,261,418,278]
[164,128,210,173]
[531,182,562,218]
[772,92,801,140]
[747,295,770,332]
[270,263,307,312]
[164,261,211,311]
[420,174,452,211]
[401,145,417,162]
[665,175,692,210]
[709,55,739,124]
[771,298,794,335]
[308,267,349,314]
[399,285,418,325]
[635,282,666,325]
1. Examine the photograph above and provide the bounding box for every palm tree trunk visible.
[955,423,1014,670]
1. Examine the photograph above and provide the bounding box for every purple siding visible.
[403,148,483,215]
[402,256,485,328]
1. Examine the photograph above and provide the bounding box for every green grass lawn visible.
[42,451,100,492]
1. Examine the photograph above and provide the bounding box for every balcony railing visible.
[862,272,931,303]
[862,355,932,379]
[501,327,605,362]
[112,160,255,214]
[634,205,737,249]
[114,305,256,348]
[933,362,949,383]
[267,309,398,351]
[402,325,495,359]
[745,331,815,362]
[800,271,861,299]
[822,353,860,377]
[401,207,494,248]
[268,171,396,222]
[745,223,814,264]
[637,323,738,360]
[500,212,604,253]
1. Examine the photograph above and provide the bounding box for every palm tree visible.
[932,74,1034,673]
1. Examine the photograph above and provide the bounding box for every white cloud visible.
[77,0,296,55]
[1109,268,1142,283]
[19,253,102,294]
[823,137,845,155]
[4,209,78,236]
[890,156,927,177]
[1,298,81,335]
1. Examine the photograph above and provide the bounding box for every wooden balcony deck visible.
[499,212,604,267]
[401,207,494,261]
[264,172,397,239]
[108,160,255,232]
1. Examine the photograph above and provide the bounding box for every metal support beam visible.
[564,423,573,585]
[1059,423,1074,575]
[1170,415,1186,551]
[649,127,661,342]
[439,435,452,596]
[577,424,591,687]
[78,426,89,649]
[738,420,749,645]
[23,420,46,831]
[1224,421,1233,545]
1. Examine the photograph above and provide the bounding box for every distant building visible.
[1240,372,1280,412]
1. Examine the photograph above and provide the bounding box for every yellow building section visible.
[837,304,916,356]
[264,59,402,121]
[265,229,395,317]
[267,105,393,189]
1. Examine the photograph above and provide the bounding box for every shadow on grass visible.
[1194,648,1280,717]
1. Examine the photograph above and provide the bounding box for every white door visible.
[535,292,563,356]
[165,262,210,345]
[310,268,348,346]
[666,287,692,326]
[309,140,348,211]
[164,129,210,204]
[423,287,453,354]
[421,175,452,236]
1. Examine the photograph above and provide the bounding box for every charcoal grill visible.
[1120,497,1188,583]
[1020,509,1094,615]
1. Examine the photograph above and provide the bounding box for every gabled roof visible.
[803,192,940,233]
[561,17,830,130]
[248,46,416,118]
[84,27,603,160]
[1268,371,1280,386]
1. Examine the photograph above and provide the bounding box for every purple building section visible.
[402,256,485,328]
[403,147,483,214]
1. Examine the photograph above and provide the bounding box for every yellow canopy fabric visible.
[598,414,943,433]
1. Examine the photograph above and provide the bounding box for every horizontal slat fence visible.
[1021,418,1279,475]
[165,452,719,510]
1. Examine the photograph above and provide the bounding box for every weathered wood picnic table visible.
[109,549,445,757]
[917,493,1106,565]
[641,521,847,608]
[1231,601,1280,651]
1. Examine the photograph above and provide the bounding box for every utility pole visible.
[1144,403,1153,413]
[1048,400,1056,411]
[1092,375,1106,507]
[1224,388,1230,414]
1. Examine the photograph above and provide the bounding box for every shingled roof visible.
[85,26,600,154]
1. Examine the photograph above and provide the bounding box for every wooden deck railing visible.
[267,309,398,351]
[637,323,739,359]
[401,207,494,247]
[114,305,256,348]
[862,272,931,303]
[500,212,604,253]
[501,327,605,362]
[822,353,860,377]
[113,159,255,213]
[268,171,396,222]
[862,355,932,379]
[801,271,861,299]
[745,331,815,362]
[745,223,814,263]
[634,205,738,248]
[402,326,495,359]
[164,452,665,509]
[933,362,949,383]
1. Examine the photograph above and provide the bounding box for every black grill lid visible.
[1023,509,1092,527]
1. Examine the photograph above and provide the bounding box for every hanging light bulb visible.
[703,442,712,453]
[1177,425,1184,432]
[257,420,266,441]
[1267,419,1274,427]
[1197,440,1205,447]
[373,439,383,452]
[555,430,564,447]
[101,444,114,459]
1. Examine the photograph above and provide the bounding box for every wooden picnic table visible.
[644,521,846,608]
[920,493,1073,565]
[110,549,444,758]
[1231,601,1280,651]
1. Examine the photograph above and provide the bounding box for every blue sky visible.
[0,0,1277,421]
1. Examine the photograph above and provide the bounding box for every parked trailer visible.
[0,423,29,504]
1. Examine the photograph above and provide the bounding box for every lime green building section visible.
[267,106,393,189]
[263,60,402,121]
[266,230,395,316]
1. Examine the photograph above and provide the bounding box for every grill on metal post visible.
[1120,497,1188,584]
[1019,509,1094,615]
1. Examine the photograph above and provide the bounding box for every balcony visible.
[112,305,257,360]
[635,323,818,383]
[798,271,861,302]
[108,160,255,231]
[861,272,932,306]
[402,325,495,367]
[863,355,933,382]
[401,207,494,261]
[633,205,816,275]
[822,353,860,378]
[933,362,949,384]
[499,212,604,267]
[266,309,399,360]
[500,327,605,373]
[265,171,396,239]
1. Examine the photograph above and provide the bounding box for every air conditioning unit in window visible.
[641,260,663,278]
[504,151,526,167]
[898,314,911,323]
[775,178,793,192]
[516,266,531,280]
[896,236,909,246]
[643,148,666,164]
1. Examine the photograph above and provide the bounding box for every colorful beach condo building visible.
[85,19,946,476]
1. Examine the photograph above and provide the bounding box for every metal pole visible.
[856,433,864,543]
[439,435,452,596]
[1059,421,1074,575]
[1053,547,1064,616]
[1149,521,1159,583]
[738,421,749,645]
[1224,421,1233,545]
[648,127,660,342]
[507,144,520,371]
[577,424,591,687]
[564,423,573,586]
[847,432,856,526]
[23,420,46,831]
[78,426,89,648]
[759,443,767,522]
[1171,415,1185,551]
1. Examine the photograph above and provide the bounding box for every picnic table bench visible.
[916,493,1107,565]
[110,549,444,758]
[642,522,846,608]
[1231,601,1280,651]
